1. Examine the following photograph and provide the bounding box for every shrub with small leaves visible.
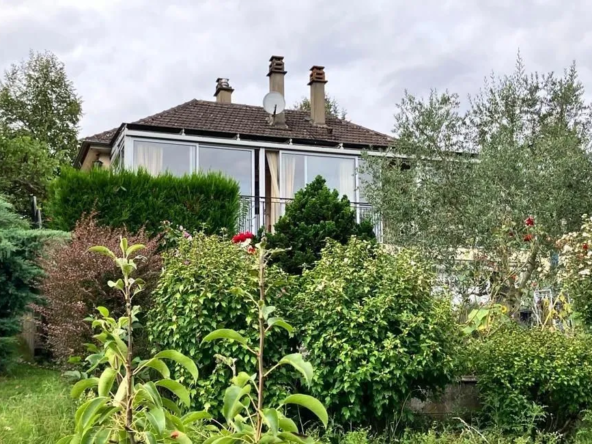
[37,214,161,362]
[469,326,592,432]
[289,238,461,427]
[147,231,295,416]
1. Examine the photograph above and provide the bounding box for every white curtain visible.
[339,158,355,201]
[283,154,296,199]
[135,142,163,175]
[266,152,280,231]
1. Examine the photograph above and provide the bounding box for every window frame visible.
[279,150,361,202]
[127,138,256,196]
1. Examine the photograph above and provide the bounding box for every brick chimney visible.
[267,55,286,125]
[214,78,233,103]
[308,66,327,126]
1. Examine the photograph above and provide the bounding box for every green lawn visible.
[0,364,75,444]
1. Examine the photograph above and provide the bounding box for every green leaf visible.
[281,394,328,427]
[97,306,110,317]
[262,408,279,436]
[154,350,198,382]
[98,368,117,397]
[182,411,212,424]
[113,378,127,406]
[278,415,298,433]
[71,377,99,399]
[170,431,193,444]
[56,436,74,444]
[267,317,294,334]
[162,397,182,416]
[202,329,248,346]
[94,428,111,444]
[107,280,124,291]
[135,358,170,379]
[89,246,116,259]
[141,381,163,408]
[74,397,108,432]
[145,407,166,436]
[156,379,191,407]
[119,237,128,256]
[262,305,276,320]
[231,372,253,388]
[126,243,145,256]
[278,432,307,444]
[144,431,157,444]
[222,384,251,422]
[277,354,313,385]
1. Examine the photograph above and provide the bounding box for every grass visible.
[0,363,75,444]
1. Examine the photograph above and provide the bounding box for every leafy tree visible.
[0,197,64,371]
[293,94,347,119]
[0,51,82,164]
[363,56,592,308]
[265,176,375,275]
[0,132,57,215]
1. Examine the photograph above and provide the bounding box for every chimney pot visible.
[267,55,287,126]
[308,66,327,126]
[214,77,234,103]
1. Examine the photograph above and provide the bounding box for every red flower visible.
[232,232,255,244]
[247,246,256,255]
[171,431,180,439]
[584,243,589,251]
[525,216,535,227]
[523,234,534,242]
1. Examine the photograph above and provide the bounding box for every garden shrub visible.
[289,238,462,427]
[46,167,240,236]
[37,214,161,361]
[0,197,64,372]
[147,231,295,415]
[264,176,375,275]
[469,326,592,432]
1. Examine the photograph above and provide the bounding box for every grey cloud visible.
[2,0,592,138]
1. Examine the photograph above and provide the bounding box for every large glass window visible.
[134,140,194,176]
[199,146,253,195]
[281,153,356,200]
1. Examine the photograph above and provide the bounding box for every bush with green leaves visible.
[289,238,461,427]
[0,197,65,372]
[147,231,295,416]
[46,167,240,237]
[199,238,328,444]
[59,240,206,444]
[265,176,375,275]
[469,326,592,432]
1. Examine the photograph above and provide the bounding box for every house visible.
[75,56,391,235]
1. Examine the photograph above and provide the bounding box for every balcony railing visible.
[238,196,383,242]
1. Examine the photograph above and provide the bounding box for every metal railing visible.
[238,196,383,242]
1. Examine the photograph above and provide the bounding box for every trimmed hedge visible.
[46,168,241,236]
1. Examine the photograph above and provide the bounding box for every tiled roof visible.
[83,99,392,148]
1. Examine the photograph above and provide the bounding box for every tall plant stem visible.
[124,284,136,444]
[256,249,266,441]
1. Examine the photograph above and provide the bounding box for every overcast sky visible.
[1,0,590,138]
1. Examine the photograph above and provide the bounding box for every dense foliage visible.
[46,168,241,236]
[0,197,64,371]
[147,231,295,415]
[363,57,592,307]
[37,215,161,361]
[558,215,592,328]
[0,134,57,216]
[469,327,592,432]
[0,51,82,165]
[60,240,203,444]
[200,239,329,443]
[289,238,461,426]
[293,94,348,119]
[265,176,375,275]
